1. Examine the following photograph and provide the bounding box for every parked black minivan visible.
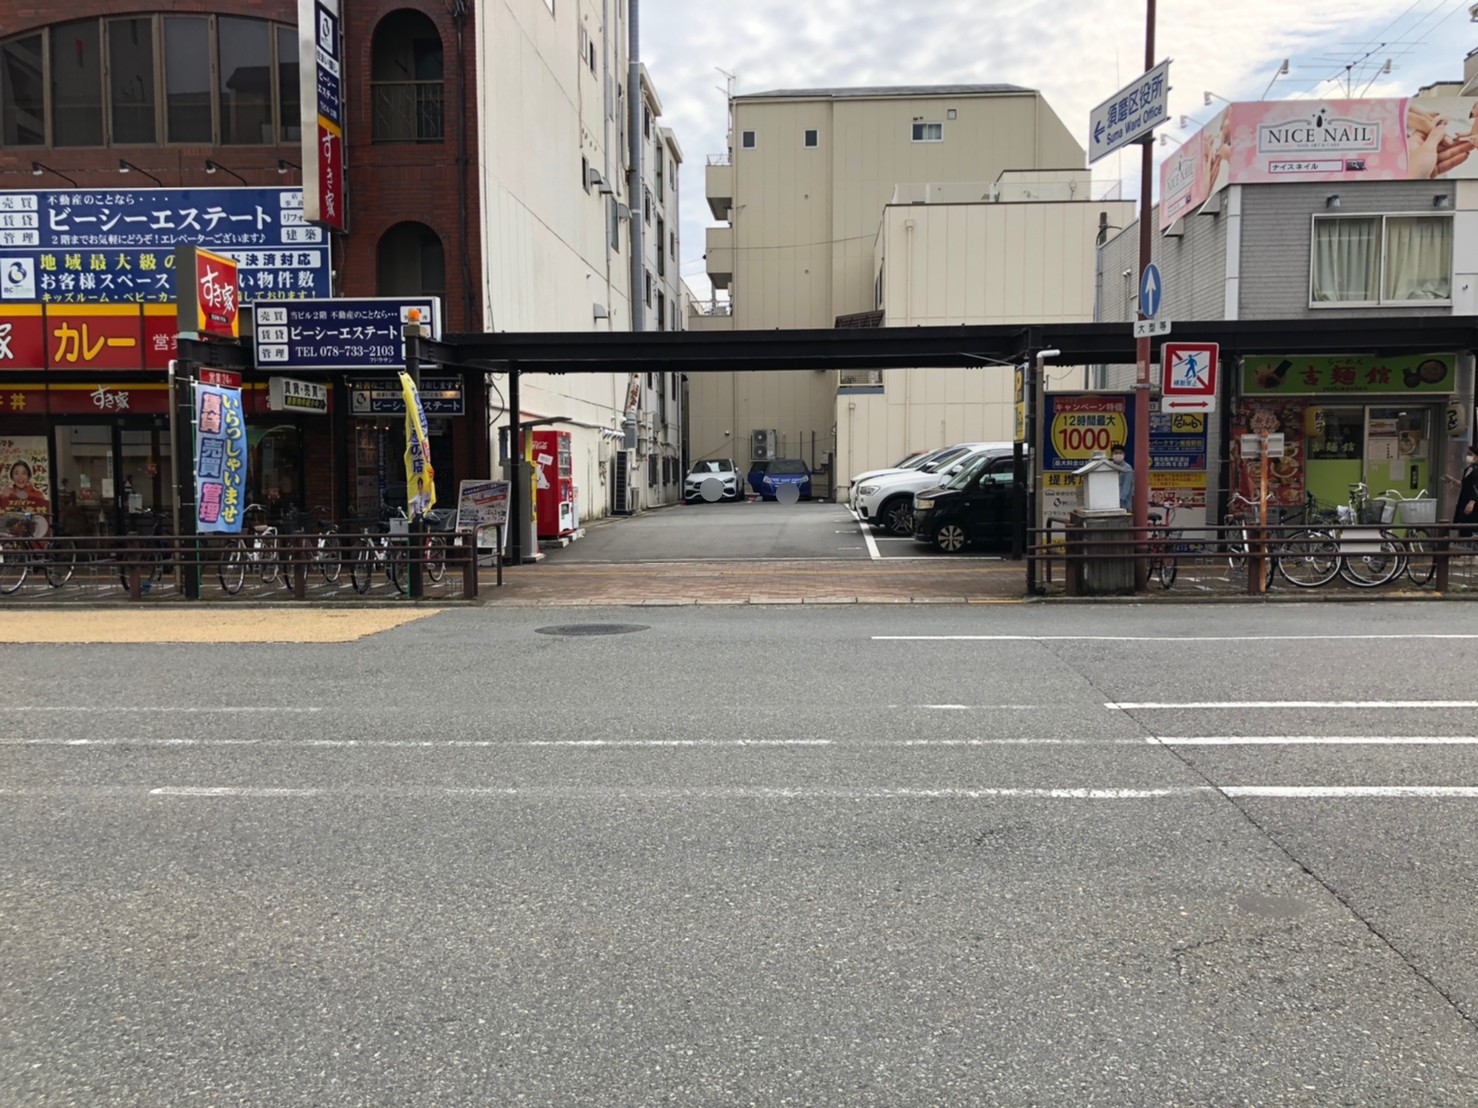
[910,449,1017,553]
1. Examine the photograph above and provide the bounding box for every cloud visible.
[641,0,1461,300]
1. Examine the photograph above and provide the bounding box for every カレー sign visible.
[47,305,144,371]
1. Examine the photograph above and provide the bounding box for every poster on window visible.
[194,383,246,533]
[0,436,51,523]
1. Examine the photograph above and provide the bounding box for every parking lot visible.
[541,500,1006,564]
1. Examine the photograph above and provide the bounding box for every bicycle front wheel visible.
[1339,532,1402,588]
[1277,530,1341,588]
[0,541,28,594]
[425,535,447,583]
[1403,529,1435,586]
[259,537,281,584]
[350,540,374,594]
[316,532,343,584]
[43,538,76,587]
[218,541,246,595]
[386,541,408,596]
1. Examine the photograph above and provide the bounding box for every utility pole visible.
[1132,0,1157,589]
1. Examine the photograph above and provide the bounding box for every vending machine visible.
[531,429,575,539]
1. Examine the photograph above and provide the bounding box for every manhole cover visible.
[535,623,650,637]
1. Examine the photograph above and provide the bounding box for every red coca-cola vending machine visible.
[531,429,574,539]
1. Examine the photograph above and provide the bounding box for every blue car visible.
[749,458,812,500]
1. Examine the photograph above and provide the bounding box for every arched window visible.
[370,10,443,143]
[376,222,445,298]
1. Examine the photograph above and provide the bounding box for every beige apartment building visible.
[694,84,1132,494]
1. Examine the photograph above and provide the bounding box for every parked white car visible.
[855,444,1006,535]
[847,442,1007,512]
[683,458,742,502]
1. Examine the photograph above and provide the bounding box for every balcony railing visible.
[371,80,445,143]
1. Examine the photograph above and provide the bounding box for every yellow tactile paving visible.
[0,609,443,644]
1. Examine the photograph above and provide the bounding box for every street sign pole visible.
[1132,0,1157,590]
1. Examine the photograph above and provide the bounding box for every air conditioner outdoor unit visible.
[751,428,778,460]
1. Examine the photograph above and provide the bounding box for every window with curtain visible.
[108,18,156,144]
[50,20,102,146]
[1312,214,1452,305]
[1,34,45,146]
[1383,216,1451,301]
[164,16,212,143]
[218,17,272,144]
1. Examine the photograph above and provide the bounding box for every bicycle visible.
[1276,485,1401,589]
[1378,488,1437,586]
[0,512,76,593]
[348,509,410,596]
[218,503,290,596]
[1147,495,1183,590]
[114,509,168,593]
[281,504,344,584]
[1223,491,1284,591]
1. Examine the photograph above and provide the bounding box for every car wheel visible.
[881,498,912,537]
[934,524,968,553]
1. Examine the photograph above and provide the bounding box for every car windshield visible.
[920,447,966,473]
[895,452,928,469]
[689,461,732,475]
[768,459,808,475]
[946,455,994,490]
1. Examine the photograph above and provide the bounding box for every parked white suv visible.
[856,443,1010,535]
[683,458,742,502]
[847,446,969,512]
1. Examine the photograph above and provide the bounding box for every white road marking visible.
[2,785,1478,801]
[1155,736,1478,745]
[1109,701,1478,710]
[149,787,323,797]
[875,634,1478,642]
[1224,786,1478,799]
[859,519,881,560]
[12,706,324,713]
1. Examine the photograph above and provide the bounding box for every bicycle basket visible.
[1359,499,1395,525]
[1395,498,1437,525]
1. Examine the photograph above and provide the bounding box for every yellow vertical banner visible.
[399,372,436,517]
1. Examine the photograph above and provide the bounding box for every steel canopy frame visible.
[395,317,1478,566]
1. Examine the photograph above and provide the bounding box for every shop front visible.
[1232,354,1464,518]
[343,374,466,521]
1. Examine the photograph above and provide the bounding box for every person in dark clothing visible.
[1449,443,1478,535]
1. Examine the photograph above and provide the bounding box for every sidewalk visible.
[480,558,1028,606]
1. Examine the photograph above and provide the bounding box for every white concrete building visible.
[474,1,683,522]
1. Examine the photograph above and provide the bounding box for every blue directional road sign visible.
[1139,263,1163,319]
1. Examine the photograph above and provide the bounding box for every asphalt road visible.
[5,603,1478,1105]
[546,501,997,563]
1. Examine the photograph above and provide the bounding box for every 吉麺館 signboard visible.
[1088,59,1171,164]
[1241,353,1455,395]
[0,188,327,304]
[348,375,463,416]
[251,297,439,370]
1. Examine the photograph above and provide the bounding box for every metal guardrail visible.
[0,531,481,602]
[1028,522,1478,597]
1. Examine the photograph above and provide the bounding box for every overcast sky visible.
[640,0,1474,302]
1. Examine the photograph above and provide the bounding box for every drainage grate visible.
[535,623,650,637]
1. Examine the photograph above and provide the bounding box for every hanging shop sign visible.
[348,375,463,416]
[299,0,345,230]
[176,246,240,339]
[0,187,328,303]
[251,297,439,370]
[1242,353,1455,395]
[268,376,329,413]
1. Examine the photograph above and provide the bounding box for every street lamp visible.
[31,161,77,186]
[1204,91,1231,107]
[117,159,163,186]
[204,160,247,185]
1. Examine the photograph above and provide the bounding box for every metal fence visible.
[1029,521,1478,597]
[0,531,479,603]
